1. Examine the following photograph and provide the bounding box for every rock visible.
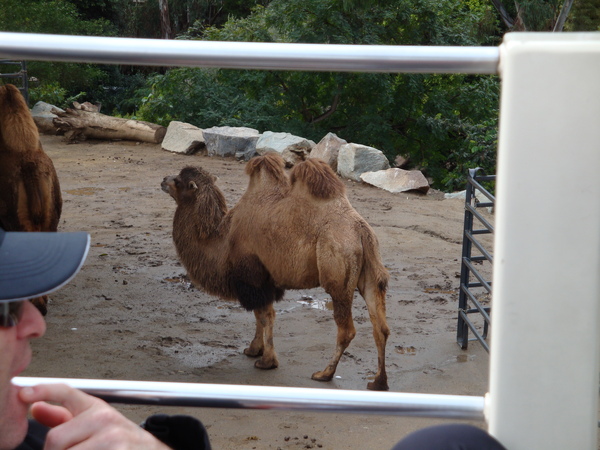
[256,131,315,167]
[308,132,347,171]
[394,154,410,169]
[203,126,260,160]
[161,121,205,155]
[31,101,63,135]
[360,168,430,194]
[337,143,390,182]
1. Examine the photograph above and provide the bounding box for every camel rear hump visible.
[0,84,39,153]
[290,158,346,199]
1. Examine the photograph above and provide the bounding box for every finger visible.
[19,384,101,417]
[30,401,73,428]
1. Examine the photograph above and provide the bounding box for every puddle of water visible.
[395,345,417,355]
[65,187,105,196]
[424,287,457,295]
[297,296,334,311]
[163,276,192,289]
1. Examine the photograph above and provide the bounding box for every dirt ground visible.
[24,134,492,449]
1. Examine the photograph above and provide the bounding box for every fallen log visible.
[52,102,166,144]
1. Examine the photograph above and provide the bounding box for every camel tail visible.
[290,158,346,199]
[358,222,390,391]
[0,84,39,153]
[245,152,288,185]
[360,224,389,295]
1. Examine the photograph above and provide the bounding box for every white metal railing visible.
[2,31,600,450]
[13,377,485,420]
[0,32,499,74]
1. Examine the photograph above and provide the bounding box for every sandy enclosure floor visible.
[24,134,493,449]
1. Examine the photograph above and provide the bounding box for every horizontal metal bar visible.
[468,177,496,202]
[465,232,494,263]
[0,32,500,74]
[465,203,494,234]
[458,310,490,352]
[462,257,492,294]
[13,377,486,421]
[460,285,492,324]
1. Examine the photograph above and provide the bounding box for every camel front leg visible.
[244,309,265,357]
[252,303,279,370]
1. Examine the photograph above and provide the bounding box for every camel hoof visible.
[254,358,278,370]
[311,371,333,382]
[244,347,263,358]
[367,378,389,391]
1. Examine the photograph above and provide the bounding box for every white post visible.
[489,33,600,449]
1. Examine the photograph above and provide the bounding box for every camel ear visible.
[188,181,198,190]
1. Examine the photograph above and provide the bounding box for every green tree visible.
[567,0,600,30]
[0,0,117,105]
[489,0,574,31]
[140,0,500,190]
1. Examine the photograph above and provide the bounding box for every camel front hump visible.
[162,152,390,390]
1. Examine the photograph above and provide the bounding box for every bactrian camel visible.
[0,84,62,315]
[161,152,390,390]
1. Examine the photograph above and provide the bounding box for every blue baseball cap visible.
[0,228,90,302]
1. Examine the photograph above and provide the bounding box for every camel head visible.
[161,166,217,205]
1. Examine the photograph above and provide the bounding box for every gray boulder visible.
[361,168,430,194]
[308,132,347,171]
[337,143,390,182]
[161,121,205,155]
[256,131,315,167]
[203,126,260,160]
[31,101,63,135]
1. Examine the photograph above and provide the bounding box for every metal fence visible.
[2,32,600,450]
[456,169,495,352]
[0,59,29,104]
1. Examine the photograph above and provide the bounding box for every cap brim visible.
[0,230,90,302]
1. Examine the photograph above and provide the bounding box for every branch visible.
[490,0,515,29]
[310,94,341,124]
[554,0,575,32]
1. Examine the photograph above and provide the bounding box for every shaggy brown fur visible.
[162,152,390,390]
[0,84,62,314]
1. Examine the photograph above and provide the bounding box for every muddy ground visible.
[25,134,492,449]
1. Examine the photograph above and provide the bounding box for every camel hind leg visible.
[312,247,359,383]
[358,276,390,391]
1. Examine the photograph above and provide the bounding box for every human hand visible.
[19,384,171,450]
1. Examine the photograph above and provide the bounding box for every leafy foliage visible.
[140,0,500,190]
[2,0,510,190]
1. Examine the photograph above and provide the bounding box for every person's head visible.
[0,228,89,450]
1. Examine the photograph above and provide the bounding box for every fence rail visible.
[14,377,485,421]
[457,169,495,352]
[0,59,28,104]
[0,32,499,74]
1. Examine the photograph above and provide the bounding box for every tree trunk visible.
[158,0,172,40]
[554,0,575,31]
[52,102,166,144]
